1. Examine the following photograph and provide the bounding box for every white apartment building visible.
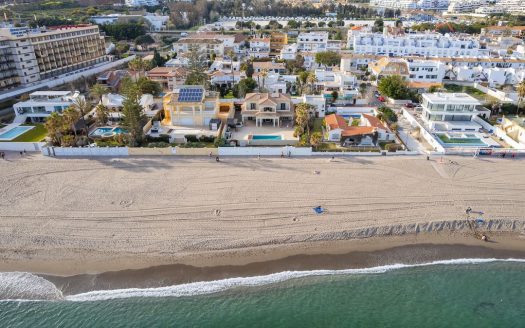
[349,30,486,58]
[421,93,484,132]
[497,0,525,14]
[297,32,329,53]
[125,0,159,7]
[370,0,449,9]
[249,38,271,59]
[447,0,488,13]
[13,91,84,123]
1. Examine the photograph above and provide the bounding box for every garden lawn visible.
[0,124,48,142]
[312,118,324,133]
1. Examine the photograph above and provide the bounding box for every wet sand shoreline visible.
[41,232,525,296]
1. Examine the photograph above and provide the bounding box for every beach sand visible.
[0,154,524,281]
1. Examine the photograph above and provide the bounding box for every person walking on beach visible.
[215,156,220,162]
[1,152,4,160]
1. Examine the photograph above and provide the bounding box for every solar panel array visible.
[178,88,204,102]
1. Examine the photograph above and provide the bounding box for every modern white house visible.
[297,31,329,53]
[280,43,298,60]
[421,93,488,132]
[125,0,159,7]
[248,38,271,59]
[13,91,84,123]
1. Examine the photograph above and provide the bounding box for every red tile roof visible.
[325,114,348,130]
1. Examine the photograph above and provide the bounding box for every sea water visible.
[1,259,524,327]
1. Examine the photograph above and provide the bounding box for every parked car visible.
[405,103,415,108]
[378,96,385,102]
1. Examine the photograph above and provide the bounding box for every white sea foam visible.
[1,259,524,302]
[0,272,63,301]
[65,258,525,302]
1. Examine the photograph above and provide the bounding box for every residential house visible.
[297,31,329,53]
[241,93,294,127]
[270,32,288,57]
[369,57,410,80]
[421,92,489,132]
[324,114,386,146]
[96,70,129,92]
[292,94,327,118]
[173,37,224,56]
[249,38,271,59]
[146,66,188,91]
[501,116,525,146]
[255,72,296,94]
[252,61,286,74]
[13,91,84,123]
[280,43,298,60]
[162,85,219,126]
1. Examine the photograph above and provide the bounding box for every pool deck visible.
[231,122,298,143]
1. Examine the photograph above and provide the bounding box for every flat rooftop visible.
[422,93,481,105]
[30,91,72,96]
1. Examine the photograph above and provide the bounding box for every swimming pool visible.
[251,135,282,140]
[90,127,127,138]
[436,133,489,148]
[0,126,34,141]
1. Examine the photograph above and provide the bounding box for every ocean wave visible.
[1,259,524,302]
[0,272,63,301]
[65,258,525,302]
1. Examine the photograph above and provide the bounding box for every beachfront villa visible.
[12,91,84,123]
[420,93,490,132]
[324,113,394,146]
[162,86,220,127]
[241,93,294,127]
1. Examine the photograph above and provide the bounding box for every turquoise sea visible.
[1,259,524,327]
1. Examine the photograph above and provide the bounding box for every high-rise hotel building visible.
[0,25,107,90]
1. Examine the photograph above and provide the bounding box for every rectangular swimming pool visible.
[436,133,488,147]
[252,135,282,140]
[0,126,34,141]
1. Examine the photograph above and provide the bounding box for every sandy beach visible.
[0,154,524,279]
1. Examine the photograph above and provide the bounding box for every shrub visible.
[147,142,170,148]
[185,135,198,142]
[199,135,215,142]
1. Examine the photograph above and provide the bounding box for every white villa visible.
[13,91,84,123]
[241,93,294,127]
[297,31,329,53]
[421,93,489,132]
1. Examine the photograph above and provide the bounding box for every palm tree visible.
[71,97,91,138]
[306,72,317,94]
[227,50,236,89]
[95,104,109,126]
[90,83,108,105]
[310,132,323,149]
[128,57,149,79]
[517,80,525,116]
[44,112,65,146]
[62,106,80,137]
[258,69,268,92]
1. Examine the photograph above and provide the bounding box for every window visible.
[280,103,286,110]
[250,103,256,110]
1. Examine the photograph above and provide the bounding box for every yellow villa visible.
[162,86,234,127]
